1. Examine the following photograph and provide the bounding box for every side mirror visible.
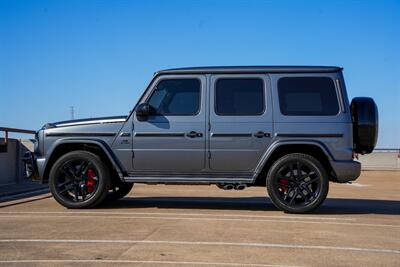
[135,103,151,121]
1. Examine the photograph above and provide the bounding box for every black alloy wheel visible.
[49,151,110,209]
[266,153,329,213]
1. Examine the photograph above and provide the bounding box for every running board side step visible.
[123,176,253,185]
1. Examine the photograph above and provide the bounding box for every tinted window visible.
[278,77,339,116]
[215,79,264,115]
[148,79,200,115]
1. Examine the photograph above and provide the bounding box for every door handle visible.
[186,131,203,138]
[254,131,271,138]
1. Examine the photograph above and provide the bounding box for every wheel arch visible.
[42,139,125,183]
[253,141,335,186]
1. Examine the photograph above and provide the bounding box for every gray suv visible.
[25,66,378,213]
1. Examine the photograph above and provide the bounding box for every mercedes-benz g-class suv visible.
[25,66,378,213]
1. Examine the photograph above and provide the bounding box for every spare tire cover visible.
[351,97,378,154]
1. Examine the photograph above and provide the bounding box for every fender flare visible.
[252,139,334,181]
[42,138,126,181]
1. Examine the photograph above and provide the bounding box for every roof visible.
[156,66,342,75]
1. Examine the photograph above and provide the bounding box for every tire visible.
[266,153,329,214]
[106,182,133,201]
[49,151,111,209]
[351,97,378,154]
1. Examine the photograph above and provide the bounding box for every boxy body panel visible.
[31,66,361,185]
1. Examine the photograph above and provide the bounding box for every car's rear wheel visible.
[107,182,133,201]
[49,151,110,209]
[266,153,329,214]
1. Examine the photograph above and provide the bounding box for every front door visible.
[209,75,273,172]
[132,75,206,173]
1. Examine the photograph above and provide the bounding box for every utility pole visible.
[70,106,75,120]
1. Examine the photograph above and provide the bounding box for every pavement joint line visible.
[345,183,370,187]
[0,260,300,267]
[0,211,355,221]
[0,239,399,255]
[0,214,398,228]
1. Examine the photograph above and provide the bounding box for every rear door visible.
[209,75,273,172]
[132,75,206,172]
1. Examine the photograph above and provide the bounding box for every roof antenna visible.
[70,106,75,120]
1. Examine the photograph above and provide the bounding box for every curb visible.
[0,188,51,207]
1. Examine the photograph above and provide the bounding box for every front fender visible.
[40,138,125,182]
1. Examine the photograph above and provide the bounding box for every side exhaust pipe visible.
[217,183,246,190]
[223,184,234,190]
[217,183,234,190]
[234,184,246,190]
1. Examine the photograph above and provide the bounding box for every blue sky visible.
[0,0,399,147]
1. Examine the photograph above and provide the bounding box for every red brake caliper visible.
[85,168,97,193]
[279,178,289,193]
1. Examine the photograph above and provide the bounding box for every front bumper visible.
[330,159,361,183]
[23,152,40,181]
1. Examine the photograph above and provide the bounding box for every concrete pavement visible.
[0,171,399,266]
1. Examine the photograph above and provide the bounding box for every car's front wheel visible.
[49,151,110,209]
[266,153,329,213]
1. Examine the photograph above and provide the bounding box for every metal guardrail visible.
[358,148,400,171]
[0,128,36,186]
[373,148,400,152]
[372,148,400,158]
[0,127,36,153]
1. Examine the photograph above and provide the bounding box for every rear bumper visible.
[330,159,361,183]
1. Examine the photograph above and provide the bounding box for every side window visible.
[215,78,264,115]
[278,77,339,116]
[147,79,201,116]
